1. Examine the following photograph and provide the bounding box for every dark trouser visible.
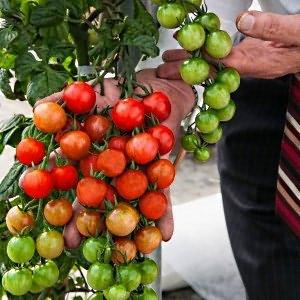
[217,77,300,300]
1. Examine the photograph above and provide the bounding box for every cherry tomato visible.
[51,165,78,190]
[112,238,137,264]
[60,130,91,160]
[83,115,111,142]
[194,147,211,162]
[44,198,73,226]
[203,83,230,109]
[7,236,35,263]
[88,293,104,300]
[177,23,205,51]
[100,184,117,210]
[134,226,162,254]
[16,138,45,166]
[133,287,158,300]
[6,206,34,235]
[108,136,130,153]
[33,102,67,133]
[32,260,59,288]
[181,133,199,151]
[147,125,175,155]
[112,98,145,131]
[55,117,82,143]
[104,284,129,300]
[119,264,141,291]
[63,81,96,114]
[88,28,99,46]
[157,3,186,29]
[87,262,114,291]
[216,68,240,93]
[106,203,139,236]
[83,237,107,263]
[80,153,99,177]
[97,149,126,177]
[196,12,220,32]
[138,258,159,284]
[76,210,104,237]
[142,91,171,122]
[201,126,223,144]
[185,0,203,12]
[195,110,219,133]
[213,99,236,121]
[22,169,53,199]
[36,230,64,259]
[115,170,148,201]
[126,133,159,164]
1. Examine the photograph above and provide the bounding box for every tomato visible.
[216,68,240,93]
[51,165,78,190]
[55,117,82,143]
[77,177,107,207]
[112,238,137,264]
[134,226,162,254]
[115,170,148,201]
[180,58,210,86]
[181,133,199,151]
[142,91,171,122]
[138,259,159,284]
[60,130,91,160]
[80,153,99,177]
[83,115,111,142]
[44,198,73,226]
[203,83,230,109]
[2,268,32,296]
[88,293,104,300]
[195,110,219,133]
[104,284,129,300]
[126,133,159,164]
[108,136,130,153]
[97,149,126,177]
[33,102,67,133]
[7,236,35,263]
[196,12,220,32]
[139,191,168,220]
[106,203,139,236]
[146,159,175,189]
[201,126,223,144]
[112,98,145,131]
[133,287,158,300]
[213,99,236,121]
[194,147,211,162]
[16,138,45,166]
[88,29,99,46]
[6,206,34,235]
[83,237,107,263]
[157,3,186,29]
[30,279,44,294]
[204,30,233,59]
[100,184,117,210]
[63,81,96,114]
[87,262,114,291]
[32,260,59,288]
[76,210,105,237]
[177,23,205,51]
[36,230,64,259]
[119,264,141,291]
[22,169,53,199]
[147,125,175,155]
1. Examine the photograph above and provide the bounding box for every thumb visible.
[237,11,300,46]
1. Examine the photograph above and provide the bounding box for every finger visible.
[162,49,190,62]
[237,11,300,46]
[157,61,183,80]
[33,91,63,109]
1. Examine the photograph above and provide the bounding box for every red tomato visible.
[143,91,171,122]
[77,177,107,208]
[55,117,81,143]
[108,136,130,153]
[83,115,111,142]
[147,125,175,155]
[76,210,104,237]
[139,191,168,220]
[51,165,78,190]
[112,238,137,264]
[100,184,117,210]
[112,98,145,131]
[44,198,73,226]
[134,226,162,254]
[79,154,99,177]
[22,170,53,199]
[126,133,159,165]
[96,149,126,177]
[16,138,46,166]
[63,82,96,114]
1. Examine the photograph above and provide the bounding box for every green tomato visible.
[194,147,211,162]
[204,30,232,59]
[133,287,158,300]
[204,83,230,109]
[7,236,35,263]
[88,29,99,46]
[30,279,44,294]
[213,99,236,122]
[83,237,107,264]
[157,3,186,29]
[181,133,199,151]
[177,23,206,51]
[88,292,104,300]
[201,126,223,144]
[119,264,142,291]
[216,68,240,93]
[32,260,59,288]
[36,230,64,259]
[180,58,210,85]
[196,12,220,32]
[104,284,130,300]
[195,110,219,133]
[87,263,114,291]
[138,259,159,285]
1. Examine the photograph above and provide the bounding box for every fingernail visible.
[237,13,255,32]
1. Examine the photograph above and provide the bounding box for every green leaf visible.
[0,26,18,48]
[124,35,159,58]
[0,114,27,133]
[55,253,75,282]
[0,69,16,99]
[0,50,16,69]
[36,41,75,61]
[15,52,42,81]
[65,0,87,18]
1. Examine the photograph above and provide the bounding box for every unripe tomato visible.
[16,138,45,166]
[106,203,139,236]
[33,102,67,133]
[36,230,64,259]
[138,259,159,284]
[32,260,59,288]
[7,236,35,263]
[134,226,162,254]
[6,206,34,235]
[44,198,73,226]
[195,12,221,32]
[201,126,223,144]
[133,287,158,300]
[51,165,78,190]
[87,263,114,291]
[195,110,219,133]
[104,284,129,300]
[108,136,130,153]
[115,170,148,201]
[88,293,104,300]
[76,210,105,237]
[97,149,126,177]
[181,133,199,151]
[88,28,99,46]
[177,23,205,51]
[63,81,96,114]
[216,68,240,93]
[83,237,107,263]
[194,147,211,162]
[80,153,99,177]
[83,115,111,142]
[213,99,236,121]
[203,83,230,109]
[157,3,186,29]
[119,264,142,292]
[112,238,137,264]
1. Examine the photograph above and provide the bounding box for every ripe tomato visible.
[196,12,221,32]
[76,210,104,237]
[181,133,199,151]
[55,117,82,143]
[126,133,159,165]
[115,170,148,201]
[32,260,59,288]
[134,226,162,254]
[60,130,91,160]
[213,99,236,121]
[77,177,107,207]
[44,198,73,226]
[97,149,126,177]
[146,159,175,189]
[83,115,111,142]
[51,165,78,190]
[119,264,141,292]
[138,259,159,285]
[108,136,130,152]
[100,184,117,210]
[104,284,129,300]
[112,98,145,131]
[203,83,230,109]
[157,3,186,29]
[36,230,64,259]
[33,102,67,133]
[195,110,219,133]
[216,68,240,93]
[133,287,158,300]
[147,125,175,155]
[22,169,53,199]
[143,91,171,122]
[7,236,35,263]
[177,23,205,51]
[106,203,139,236]
[63,81,96,114]
[112,238,137,264]
[194,147,211,162]
[87,263,114,291]
[16,138,45,166]
[79,153,99,177]
[83,237,107,263]
[6,206,34,235]
[201,126,223,144]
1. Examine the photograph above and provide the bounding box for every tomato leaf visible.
[0,69,16,100]
[0,50,16,69]
[15,52,42,81]
[123,35,159,58]
[55,253,75,282]
[0,26,18,48]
